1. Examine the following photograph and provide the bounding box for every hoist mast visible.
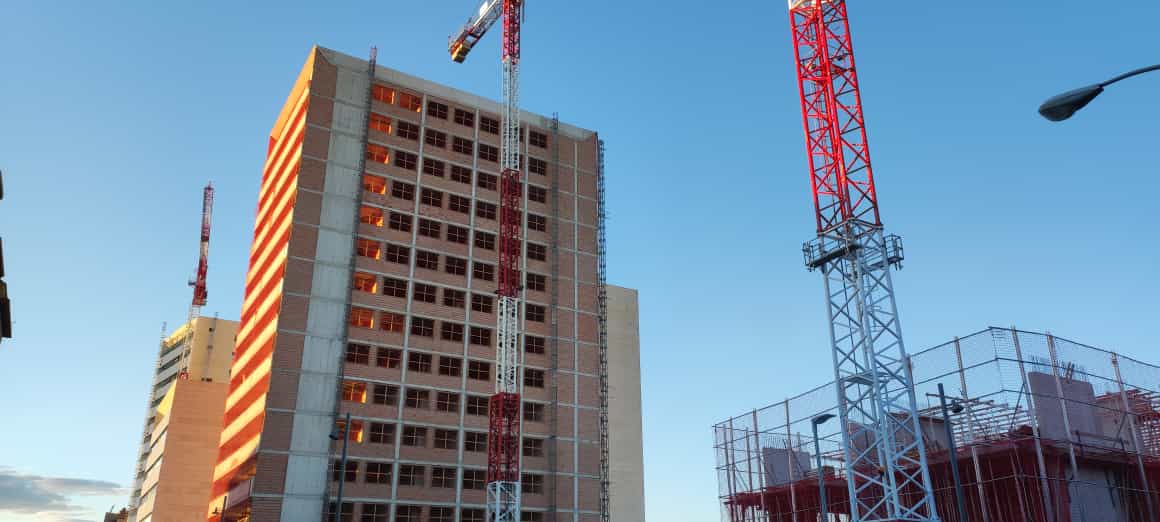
[786,1,939,520]
[178,182,213,380]
[449,2,525,521]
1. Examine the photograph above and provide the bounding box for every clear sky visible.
[1,1,1158,521]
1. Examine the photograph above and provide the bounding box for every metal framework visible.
[449,2,526,520]
[787,0,937,520]
[177,182,214,380]
[596,140,611,522]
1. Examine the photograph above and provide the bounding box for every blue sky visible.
[1,1,1158,520]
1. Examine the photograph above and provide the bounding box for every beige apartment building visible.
[209,46,643,522]
[128,316,238,521]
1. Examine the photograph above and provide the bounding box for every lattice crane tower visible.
[178,182,214,380]
[449,2,526,520]
[787,1,939,520]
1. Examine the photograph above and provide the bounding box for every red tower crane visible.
[178,182,214,380]
[448,2,525,521]
[786,1,939,521]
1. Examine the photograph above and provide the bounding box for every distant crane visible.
[786,1,939,520]
[448,2,526,521]
[177,182,214,380]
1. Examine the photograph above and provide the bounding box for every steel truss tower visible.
[787,1,939,520]
[449,2,526,520]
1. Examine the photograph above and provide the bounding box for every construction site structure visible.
[716,327,1160,522]
[449,2,532,521]
[787,0,937,519]
[178,182,214,380]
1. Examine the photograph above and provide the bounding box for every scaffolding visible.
[715,327,1160,522]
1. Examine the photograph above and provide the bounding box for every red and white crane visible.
[786,1,939,520]
[178,182,214,380]
[449,2,525,521]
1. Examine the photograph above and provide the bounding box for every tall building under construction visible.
[210,46,643,522]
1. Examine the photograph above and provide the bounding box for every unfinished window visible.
[523,437,544,457]
[466,397,489,417]
[526,273,546,292]
[391,181,415,200]
[522,473,544,494]
[462,469,486,490]
[394,150,418,170]
[477,172,498,191]
[434,429,458,450]
[411,317,435,337]
[436,391,460,412]
[528,213,546,232]
[382,277,407,298]
[356,239,381,260]
[369,422,394,444]
[529,130,548,148]
[353,272,377,293]
[421,188,443,207]
[427,100,448,120]
[363,174,388,195]
[469,327,492,347]
[418,218,441,238]
[369,112,392,134]
[398,92,422,112]
[524,369,545,388]
[401,427,427,448]
[365,462,391,484]
[359,206,384,227]
[366,144,390,164]
[475,231,496,250]
[443,288,466,308]
[525,335,546,354]
[372,383,398,405]
[444,256,467,276]
[471,294,493,313]
[385,244,410,264]
[521,512,544,522]
[528,157,547,176]
[376,347,401,368]
[446,224,469,244]
[362,504,388,522]
[396,121,419,140]
[405,388,429,409]
[454,108,475,127]
[473,262,495,281]
[468,360,491,381]
[430,508,454,522]
[524,402,544,422]
[527,243,546,261]
[528,185,547,203]
[413,283,436,303]
[380,311,405,333]
[449,194,472,214]
[331,459,358,482]
[432,466,456,488]
[395,505,421,522]
[416,250,439,270]
[480,116,500,134]
[478,143,499,163]
[328,503,353,522]
[349,307,374,328]
[341,381,367,403]
[526,304,546,322]
[423,157,445,177]
[441,322,464,342]
[476,201,497,220]
[346,343,371,365]
[450,164,472,184]
[372,85,395,104]
[388,212,411,232]
[462,510,485,522]
[452,136,474,155]
[398,464,424,486]
[425,129,447,150]
[340,417,364,441]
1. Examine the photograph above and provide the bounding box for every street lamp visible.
[1038,64,1160,121]
[330,411,352,522]
[937,383,968,522]
[811,413,836,522]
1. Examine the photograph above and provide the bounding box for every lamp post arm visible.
[1102,64,1160,87]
